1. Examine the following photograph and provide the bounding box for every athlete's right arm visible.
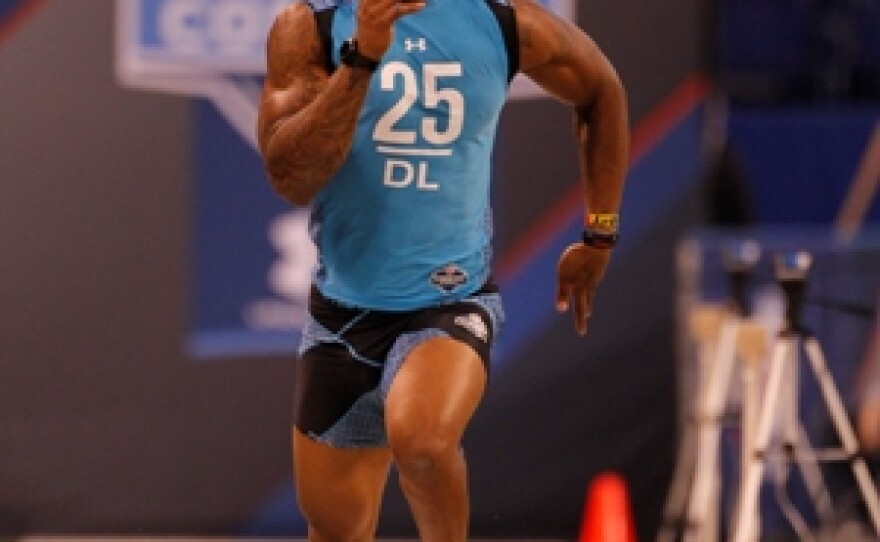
[257,0,424,206]
[257,3,368,206]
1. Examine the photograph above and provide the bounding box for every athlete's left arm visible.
[513,0,630,336]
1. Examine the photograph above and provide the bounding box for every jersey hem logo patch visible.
[431,264,468,292]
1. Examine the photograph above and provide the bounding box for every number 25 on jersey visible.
[374,61,464,191]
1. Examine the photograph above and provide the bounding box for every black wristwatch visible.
[582,229,619,249]
[340,38,380,72]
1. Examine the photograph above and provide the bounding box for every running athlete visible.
[257,0,629,539]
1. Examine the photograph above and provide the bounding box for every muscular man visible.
[257,0,629,539]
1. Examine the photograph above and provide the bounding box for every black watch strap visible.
[582,229,619,249]
[340,38,380,72]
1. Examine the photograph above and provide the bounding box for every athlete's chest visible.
[332,1,509,141]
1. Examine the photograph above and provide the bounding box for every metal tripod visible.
[659,241,764,542]
[680,307,768,542]
[732,257,880,542]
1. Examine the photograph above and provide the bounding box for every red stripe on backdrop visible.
[0,0,47,46]
[495,74,713,283]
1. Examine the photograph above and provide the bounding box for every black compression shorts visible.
[294,284,505,448]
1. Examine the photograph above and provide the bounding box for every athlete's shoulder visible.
[269,1,314,33]
[507,0,569,70]
[265,2,326,84]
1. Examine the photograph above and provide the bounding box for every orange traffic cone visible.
[578,471,637,542]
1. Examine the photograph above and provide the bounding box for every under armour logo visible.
[404,37,427,52]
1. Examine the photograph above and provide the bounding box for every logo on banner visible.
[120,0,287,74]
[243,211,316,331]
[116,0,291,149]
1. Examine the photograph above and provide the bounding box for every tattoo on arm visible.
[269,68,373,203]
[259,5,375,205]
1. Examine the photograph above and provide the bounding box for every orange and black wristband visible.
[582,213,619,249]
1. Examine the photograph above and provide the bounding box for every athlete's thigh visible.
[292,329,392,535]
[382,294,500,441]
[293,429,392,538]
[292,290,402,537]
[385,336,487,444]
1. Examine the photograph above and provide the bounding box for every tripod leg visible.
[659,306,724,542]
[794,422,835,523]
[780,336,833,527]
[736,322,771,542]
[686,320,740,542]
[804,337,880,536]
[657,426,697,542]
[732,338,793,542]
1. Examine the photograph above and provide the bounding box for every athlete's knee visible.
[386,413,461,475]
[296,475,380,541]
[300,502,377,542]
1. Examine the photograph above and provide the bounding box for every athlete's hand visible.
[356,0,426,60]
[555,243,612,336]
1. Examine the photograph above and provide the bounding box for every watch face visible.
[340,38,359,64]
[339,38,378,70]
[341,39,354,56]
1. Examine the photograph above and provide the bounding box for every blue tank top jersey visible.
[308,0,513,311]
